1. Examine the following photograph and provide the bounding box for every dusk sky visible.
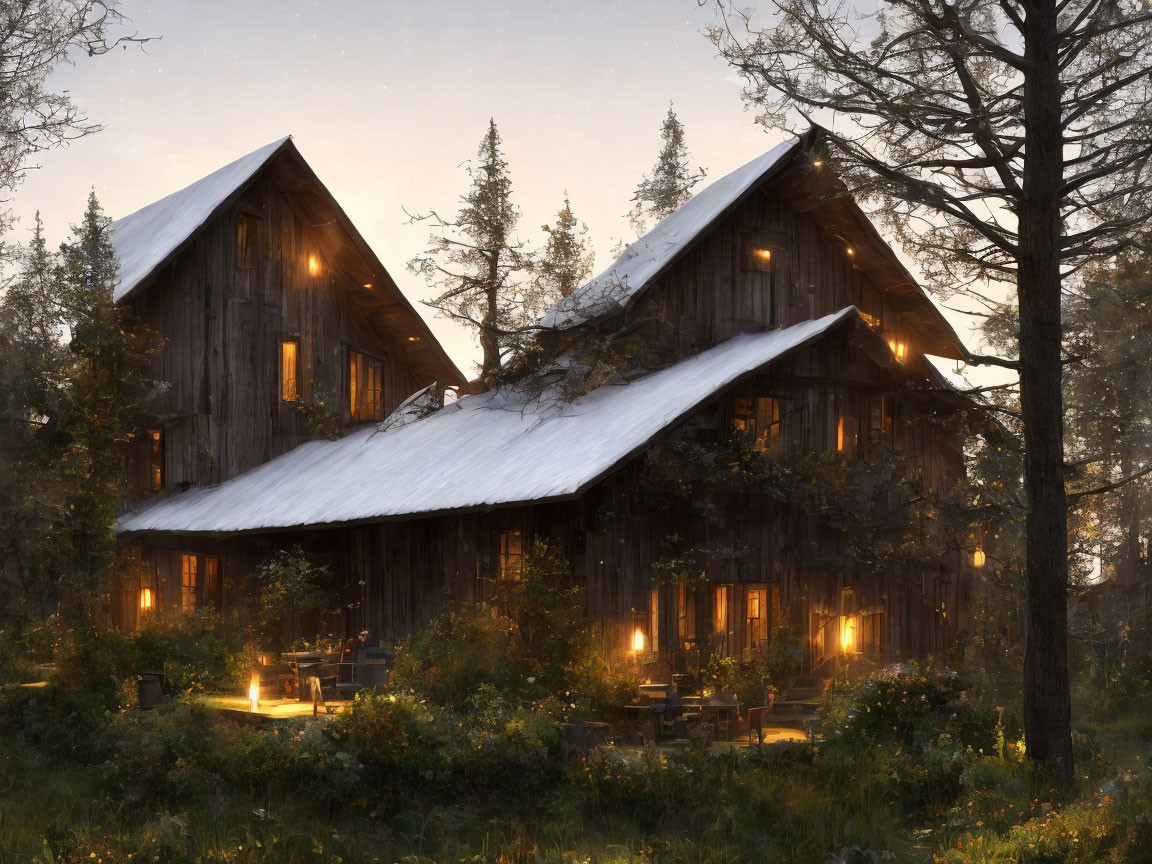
[13,0,976,375]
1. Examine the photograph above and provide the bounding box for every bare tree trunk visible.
[480,271,502,381]
[1019,0,1074,778]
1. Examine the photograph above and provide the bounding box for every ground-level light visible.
[632,627,645,652]
[248,676,260,712]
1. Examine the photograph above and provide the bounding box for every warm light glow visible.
[632,628,645,652]
[840,615,857,652]
[887,339,907,363]
[813,159,824,167]
[845,247,855,257]
[407,335,421,343]
[973,547,986,568]
[248,677,260,712]
[837,417,846,451]
[139,587,154,611]
[308,254,320,276]
[363,282,373,290]
[753,247,772,262]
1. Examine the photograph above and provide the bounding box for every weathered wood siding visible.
[122,164,432,494]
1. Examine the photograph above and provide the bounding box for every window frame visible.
[235,212,261,270]
[146,427,164,492]
[496,529,525,581]
[349,349,384,422]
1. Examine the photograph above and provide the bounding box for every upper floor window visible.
[281,338,300,402]
[236,213,259,269]
[732,395,782,454]
[147,428,164,492]
[497,529,525,581]
[349,350,383,422]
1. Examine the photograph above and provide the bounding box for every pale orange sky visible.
[11,0,984,376]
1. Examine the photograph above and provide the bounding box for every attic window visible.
[236,213,259,269]
[280,338,301,402]
[349,350,383,422]
[498,530,525,581]
[147,428,164,492]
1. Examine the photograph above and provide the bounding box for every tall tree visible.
[709,0,1152,778]
[0,1,149,240]
[409,120,533,383]
[628,104,707,234]
[0,193,153,623]
[535,193,594,300]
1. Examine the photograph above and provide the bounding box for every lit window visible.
[147,428,163,492]
[139,565,158,613]
[886,336,907,364]
[732,395,783,455]
[498,530,524,581]
[713,584,733,656]
[837,416,858,456]
[631,609,650,653]
[839,615,858,653]
[745,587,767,651]
[236,214,259,269]
[870,395,894,445]
[281,339,300,402]
[747,245,774,272]
[181,554,198,610]
[349,351,383,421]
[677,583,696,644]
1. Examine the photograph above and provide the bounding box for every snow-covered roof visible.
[117,308,858,536]
[539,139,798,330]
[110,136,292,302]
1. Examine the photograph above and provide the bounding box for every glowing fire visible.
[248,677,260,712]
[632,628,645,652]
[139,587,154,611]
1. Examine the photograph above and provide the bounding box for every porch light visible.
[813,159,824,168]
[363,282,373,290]
[845,247,855,258]
[248,676,261,712]
[632,627,646,652]
[407,336,421,343]
[752,247,772,263]
[973,546,986,568]
[308,254,320,276]
[840,615,857,652]
[139,587,154,612]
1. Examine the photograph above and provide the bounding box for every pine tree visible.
[628,104,706,234]
[535,193,594,301]
[409,120,531,383]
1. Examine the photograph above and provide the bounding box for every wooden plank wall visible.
[122,162,430,492]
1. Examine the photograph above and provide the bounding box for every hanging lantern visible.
[839,615,857,653]
[973,546,987,568]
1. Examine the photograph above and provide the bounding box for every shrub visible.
[572,746,700,830]
[245,545,334,653]
[565,653,642,721]
[703,650,776,704]
[132,611,248,695]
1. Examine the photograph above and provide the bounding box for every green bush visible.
[703,650,776,703]
[132,610,248,694]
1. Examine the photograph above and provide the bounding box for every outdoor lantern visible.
[973,546,987,568]
[632,627,645,653]
[840,615,857,653]
[308,254,320,276]
[248,676,260,712]
[139,587,154,612]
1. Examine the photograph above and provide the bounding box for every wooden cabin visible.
[115,130,975,676]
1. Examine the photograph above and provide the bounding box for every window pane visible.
[236,214,259,268]
[349,351,362,419]
[147,428,163,492]
[498,530,524,580]
[181,554,198,610]
[281,341,299,401]
[367,360,382,420]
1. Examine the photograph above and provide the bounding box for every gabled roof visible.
[539,140,797,329]
[117,308,861,536]
[109,137,464,385]
[111,137,292,302]
[539,128,966,361]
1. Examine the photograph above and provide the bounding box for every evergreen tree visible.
[628,104,706,234]
[535,193,594,300]
[409,120,533,383]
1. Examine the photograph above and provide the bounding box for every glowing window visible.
[732,395,783,455]
[745,587,768,651]
[498,530,525,581]
[147,428,163,492]
[349,351,383,421]
[281,339,300,402]
[180,554,198,610]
